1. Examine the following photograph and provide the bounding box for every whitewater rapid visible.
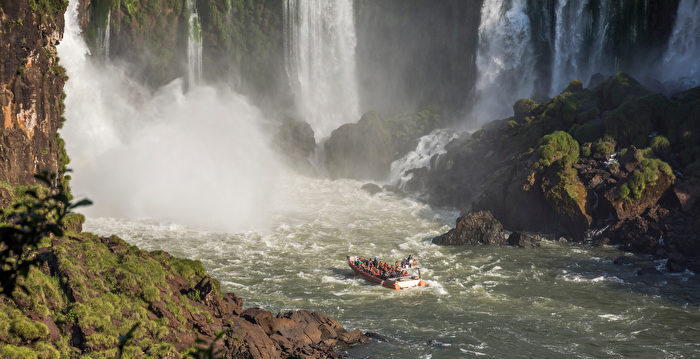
[84,176,700,358]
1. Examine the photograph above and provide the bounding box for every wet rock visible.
[666,252,687,272]
[361,183,382,195]
[637,267,663,276]
[433,211,506,246]
[273,117,316,169]
[613,256,636,265]
[507,232,542,248]
[365,332,389,342]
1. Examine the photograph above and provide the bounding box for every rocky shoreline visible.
[1,214,368,357]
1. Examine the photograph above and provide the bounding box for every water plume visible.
[58,0,285,232]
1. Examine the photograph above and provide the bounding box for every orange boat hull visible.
[347,256,426,290]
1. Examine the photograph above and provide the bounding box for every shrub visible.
[581,146,591,157]
[592,137,615,159]
[569,120,605,143]
[535,131,580,170]
[650,135,671,155]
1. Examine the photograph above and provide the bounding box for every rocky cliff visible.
[0,0,69,188]
[416,73,700,271]
[0,227,367,357]
[77,0,287,102]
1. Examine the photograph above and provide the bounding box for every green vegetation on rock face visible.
[535,131,580,171]
[650,135,670,155]
[28,0,69,17]
[591,136,616,160]
[617,149,675,202]
[84,0,285,97]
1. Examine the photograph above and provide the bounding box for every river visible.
[83,175,700,358]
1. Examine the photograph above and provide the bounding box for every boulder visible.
[324,112,395,180]
[432,211,506,246]
[361,183,382,195]
[273,117,316,168]
[507,232,542,248]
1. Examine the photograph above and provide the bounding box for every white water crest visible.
[389,129,460,188]
[661,0,700,89]
[283,0,360,139]
[472,0,536,123]
[187,0,203,87]
[58,0,285,232]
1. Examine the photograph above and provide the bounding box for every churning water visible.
[84,176,700,358]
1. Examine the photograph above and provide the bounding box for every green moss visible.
[0,345,38,359]
[535,131,580,171]
[34,342,60,359]
[141,285,160,302]
[581,145,591,157]
[650,135,671,155]
[10,316,49,342]
[592,137,615,160]
[569,120,605,143]
[62,213,84,233]
[617,151,675,201]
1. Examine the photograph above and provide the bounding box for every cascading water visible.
[187,0,203,87]
[550,0,591,94]
[389,129,460,189]
[58,0,284,232]
[99,9,111,58]
[472,0,536,123]
[661,0,700,89]
[283,0,360,139]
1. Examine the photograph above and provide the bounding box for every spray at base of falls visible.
[59,0,285,233]
[283,0,360,139]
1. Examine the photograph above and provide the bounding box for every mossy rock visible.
[591,137,616,160]
[513,98,538,122]
[535,131,580,171]
[593,72,651,112]
[62,213,85,233]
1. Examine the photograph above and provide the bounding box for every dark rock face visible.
[324,112,395,180]
[273,117,316,170]
[507,232,542,248]
[433,211,506,246]
[0,0,68,186]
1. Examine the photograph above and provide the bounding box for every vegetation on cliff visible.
[419,72,696,246]
[82,0,285,97]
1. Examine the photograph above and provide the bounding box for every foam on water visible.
[83,176,700,358]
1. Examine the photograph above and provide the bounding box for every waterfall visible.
[661,0,700,89]
[187,0,203,87]
[283,0,360,139]
[103,9,111,58]
[472,0,536,123]
[58,0,285,232]
[550,0,590,94]
[389,129,460,188]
